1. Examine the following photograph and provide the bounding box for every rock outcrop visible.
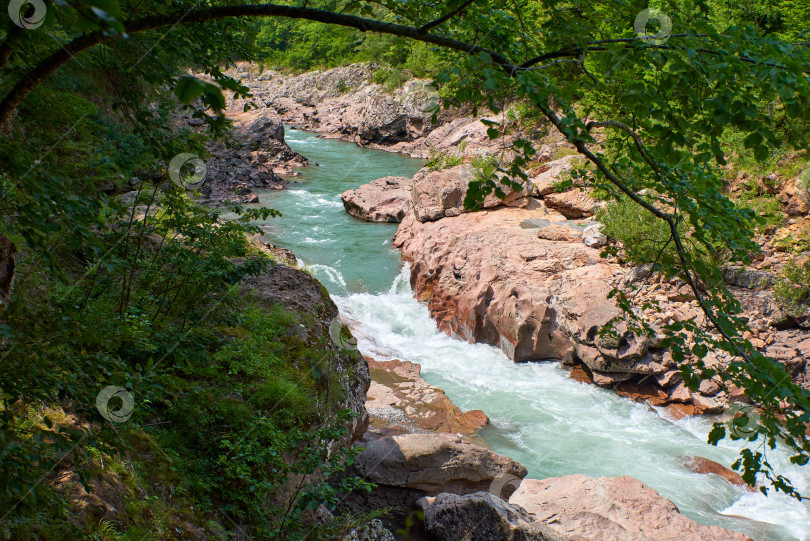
[418,492,564,541]
[341,176,413,222]
[393,204,610,363]
[366,358,489,434]
[190,110,308,204]
[352,433,526,496]
[510,476,752,541]
[224,62,520,158]
[386,155,810,411]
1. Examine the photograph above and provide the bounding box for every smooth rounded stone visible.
[341,176,413,222]
[510,476,752,541]
[352,433,527,495]
[681,456,754,491]
[417,492,567,541]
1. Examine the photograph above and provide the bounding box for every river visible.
[253,127,810,541]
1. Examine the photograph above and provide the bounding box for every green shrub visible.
[425,145,465,171]
[335,79,352,94]
[736,180,786,229]
[774,258,810,314]
[371,65,409,92]
[596,196,714,268]
[470,154,499,184]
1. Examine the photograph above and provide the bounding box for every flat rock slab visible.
[510,475,752,541]
[366,358,489,434]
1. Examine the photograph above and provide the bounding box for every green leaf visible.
[175,77,206,104]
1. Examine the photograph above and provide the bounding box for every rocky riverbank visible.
[343,431,753,540]
[223,62,520,158]
[367,158,810,415]
[209,62,807,539]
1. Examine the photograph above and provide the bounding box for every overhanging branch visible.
[0,3,516,126]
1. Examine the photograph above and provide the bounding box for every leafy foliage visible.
[775,258,810,315]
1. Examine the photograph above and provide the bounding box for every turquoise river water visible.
[252,128,810,541]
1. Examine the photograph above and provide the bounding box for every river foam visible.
[333,266,809,541]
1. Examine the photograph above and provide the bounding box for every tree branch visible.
[0,3,517,126]
[586,120,659,174]
[418,0,476,33]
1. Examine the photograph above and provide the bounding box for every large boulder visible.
[201,110,307,203]
[417,492,566,541]
[352,433,527,495]
[411,164,534,223]
[341,176,412,223]
[247,114,285,143]
[510,476,752,541]
[393,206,602,362]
